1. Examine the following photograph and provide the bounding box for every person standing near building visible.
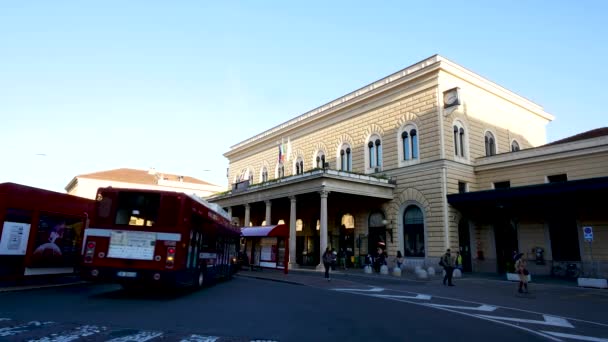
[515,253,529,293]
[441,249,455,286]
[396,251,404,269]
[455,251,463,271]
[322,247,333,281]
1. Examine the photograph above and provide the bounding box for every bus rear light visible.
[98,252,105,258]
[166,247,176,268]
[84,241,96,264]
[153,273,161,280]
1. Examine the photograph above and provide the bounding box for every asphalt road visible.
[0,274,604,342]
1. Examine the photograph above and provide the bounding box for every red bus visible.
[0,182,94,281]
[80,187,239,289]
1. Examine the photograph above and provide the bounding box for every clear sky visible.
[1,1,606,193]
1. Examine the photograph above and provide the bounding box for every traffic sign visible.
[583,226,593,242]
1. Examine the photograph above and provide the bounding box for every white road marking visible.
[179,335,219,342]
[0,321,53,337]
[106,331,163,341]
[333,287,384,292]
[541,331,608,342]
[371,294,432,300]
[0,318,11,321]
[28,325,104,342]
[475,314,574,328]
[427,304,497,312]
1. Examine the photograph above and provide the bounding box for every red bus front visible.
[81,188,238,289]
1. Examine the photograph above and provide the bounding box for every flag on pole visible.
[286,137,292,161]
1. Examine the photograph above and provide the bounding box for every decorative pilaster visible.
[317,190,329,270]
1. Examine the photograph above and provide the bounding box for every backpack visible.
[438,257,445,267]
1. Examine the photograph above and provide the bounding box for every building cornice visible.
[226,55,552,158]
[438,59,554,122]
[474,136,608,171]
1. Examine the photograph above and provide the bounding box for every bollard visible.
[392,267,402,277]
[380,265,389,275]
[427,267,436,276]
[364,265,373,274]
[453,268,462,278]
[415,269,428,279]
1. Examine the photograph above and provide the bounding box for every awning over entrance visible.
[241,224,288,238]
[447,176,608,220]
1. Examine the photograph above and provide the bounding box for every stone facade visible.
[209,55,608,277]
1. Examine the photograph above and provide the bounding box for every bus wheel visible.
[195,270,204,289]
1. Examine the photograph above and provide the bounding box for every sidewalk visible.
[0,274,87,293]
[236,266,582,289]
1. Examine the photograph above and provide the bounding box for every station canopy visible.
[240,224,288,238]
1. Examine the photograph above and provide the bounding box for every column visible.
[289,196,297,269]
[227,207,233,222]
[317,190,329,270]
[265,200,272,225]
[244,204,250,228]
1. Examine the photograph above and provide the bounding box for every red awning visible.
[241,224,288,237]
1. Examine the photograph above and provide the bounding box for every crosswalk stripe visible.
[106,331,163,341]
[179,334,219,342]
[541,331,608,342]
[0,321,54,337]
[28,325,105,342]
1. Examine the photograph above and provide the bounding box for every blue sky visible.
[1,1,606,192]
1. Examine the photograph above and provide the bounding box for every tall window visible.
[485,131,496,156]
[296,219,303,231]
[248,171,254,184]
[367,135,382,170]
[403,206,424,257]
[453,122,466,158]
[261,167,268,182]
[276,162,285,178]
[295,157,304,175]
[315,151,326,168]
[400,125,419,162]
[339,144,352,171]
[511,140,520,152]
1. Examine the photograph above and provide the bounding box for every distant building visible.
[65,168,223,200]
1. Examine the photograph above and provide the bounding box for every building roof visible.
[545,127,608,146]
[74,168,214,186]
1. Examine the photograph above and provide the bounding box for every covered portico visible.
[447,176,608,276]
[208,169,395,270]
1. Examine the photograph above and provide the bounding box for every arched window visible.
[276,162,285,178]
[296,219,303,231]
[453,122,466,158]
[339,144,352,171]
[400,125,419,164]
[294,157,304,175]
[485,131,496,156]
[341,214,355,228]
[315,151,326,168]
[367,135,382,171]
[511,140,520,152]
[403,206,424,257]
[248,171,254,184]
[260,167,268,183]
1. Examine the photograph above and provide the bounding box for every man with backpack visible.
[440,248,455,286]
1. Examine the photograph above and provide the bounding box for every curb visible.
[0,281,90,293]
[235,274,304,286]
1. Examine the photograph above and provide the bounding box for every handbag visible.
[523,269,529,276]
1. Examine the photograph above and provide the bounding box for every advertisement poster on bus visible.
[31,214,83,268]
[0,221,31,255]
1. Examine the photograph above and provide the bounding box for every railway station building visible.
[208,55,608,278]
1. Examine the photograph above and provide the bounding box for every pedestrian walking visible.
[515,253,529,293]
[339,248,348,270]
[322,247,333,281]
[441,249,455,286]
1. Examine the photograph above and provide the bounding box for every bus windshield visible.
[114,192,161,227]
